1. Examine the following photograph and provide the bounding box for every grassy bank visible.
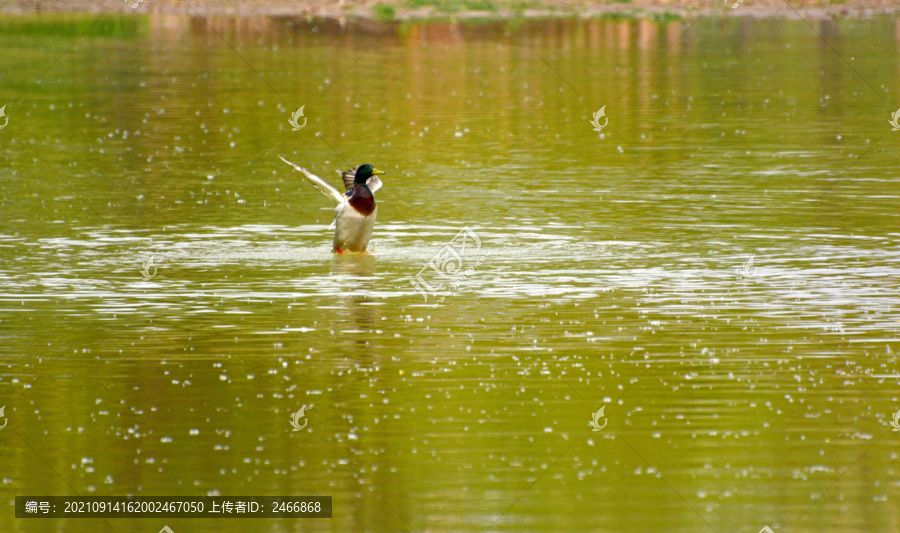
[1,0,898,20]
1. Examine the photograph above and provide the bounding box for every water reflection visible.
[1,13,899,533]
[330,254,378,350]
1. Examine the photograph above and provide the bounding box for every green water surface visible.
[1,12,899,533]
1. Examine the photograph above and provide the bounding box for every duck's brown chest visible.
[348,185,376,216]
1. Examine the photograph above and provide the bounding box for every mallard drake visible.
[278,156,385,253]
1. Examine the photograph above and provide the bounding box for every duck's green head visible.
[355,164,385,184]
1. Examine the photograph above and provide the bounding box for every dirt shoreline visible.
[1,0,898,20]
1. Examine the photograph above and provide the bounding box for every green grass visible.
[509,0,557,11]
[373,0,687,22]
[594,11,636,20]
[405,0,499,13]
[373,3,397,20]
[646,10,682,22]
[400,0,558,14]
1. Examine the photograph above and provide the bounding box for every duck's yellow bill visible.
[372,168,386,175]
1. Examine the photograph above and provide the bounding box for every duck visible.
[278,156,385,253]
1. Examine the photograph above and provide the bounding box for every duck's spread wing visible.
[365,176,383,194]
[339,167,358,193]
[278,155,345,205]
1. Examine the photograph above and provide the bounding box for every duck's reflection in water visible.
[331,253,378,349]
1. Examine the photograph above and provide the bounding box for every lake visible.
[1,12,899,533]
